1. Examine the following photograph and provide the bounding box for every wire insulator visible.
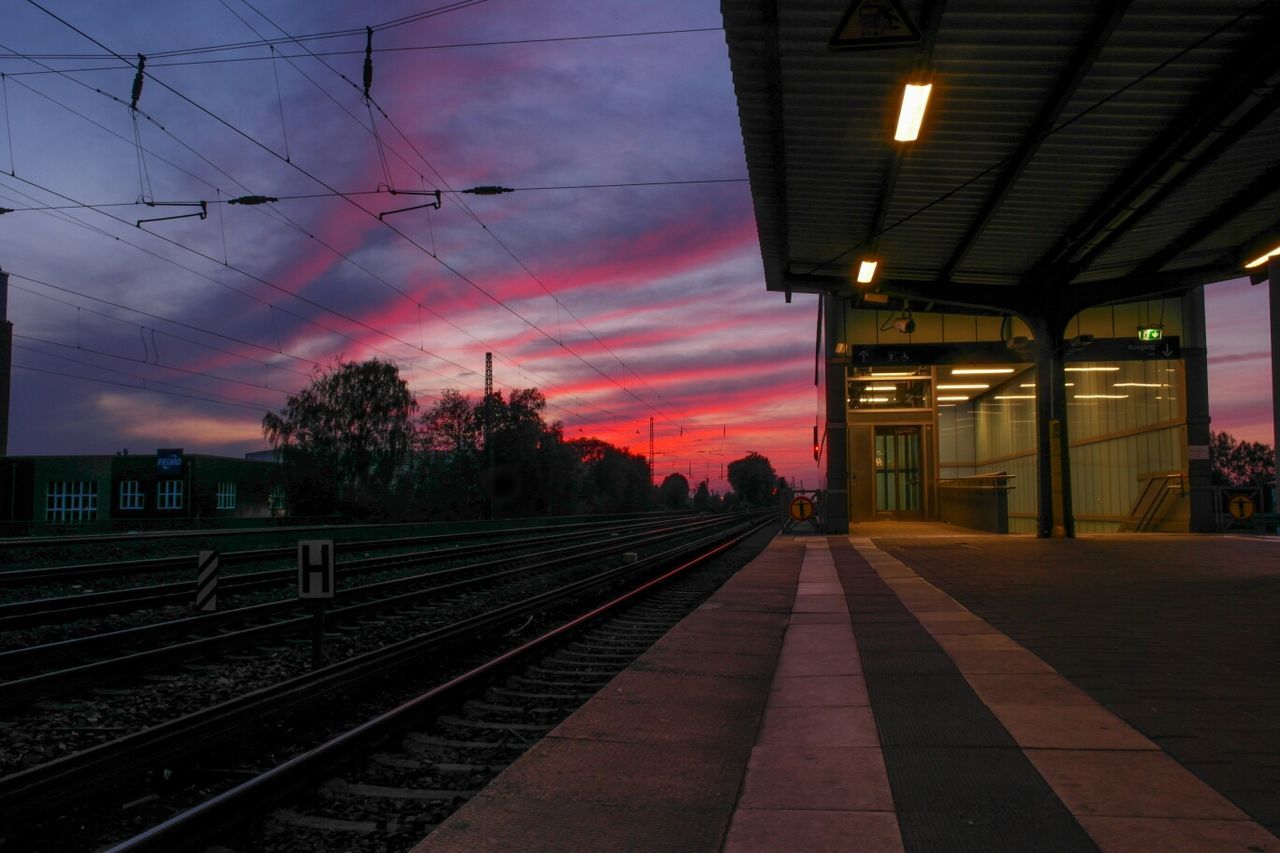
[362,26,373,101]
[462,186,514,195]
[227,195,279,205]
[130,54,146,111]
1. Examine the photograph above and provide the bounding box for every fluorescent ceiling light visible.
[937,383,989,390]
[1244,242,1280,269]
[1019,383,1035,388]
[857,260,878,284]
[1074,394,1129,399]
[868,371,916,378]
[865,385,898,391]
[1114,382,1166,388]
[859,397,890,403]
[951,368,1014,375]
[895,83,932,142]
[993,395,1035,399]
[937,395,969,401]
[1064,366,1119,372]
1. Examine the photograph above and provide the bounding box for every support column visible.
[0,267,10,458]
[1270,259,1280,506]
[1031,317,1075,538]
[823,296,849,533]
[1181,287,1214,532]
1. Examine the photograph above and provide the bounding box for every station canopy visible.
[721,0,1280,323]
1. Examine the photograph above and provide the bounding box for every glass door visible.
[874,426,922,519]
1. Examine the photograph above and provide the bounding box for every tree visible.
[570,440,652,514]
[659,473,690,509]
[693,479,715,512]
[263,359,416,516]
[415,388,485,519]
[727,452,777,507]
[1210,430,1275,487]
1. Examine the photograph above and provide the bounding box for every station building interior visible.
[825,294,1200,534]
[719,0,1280,538]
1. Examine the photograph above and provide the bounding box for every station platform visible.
[413,530,1280,852]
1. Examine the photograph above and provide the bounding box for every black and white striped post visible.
[196,550,219,612]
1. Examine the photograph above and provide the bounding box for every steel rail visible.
[0,515,739,702]
[0,515,691,625]
[0,510,681,551]
[0,513,689,584]
[0,514,771,831]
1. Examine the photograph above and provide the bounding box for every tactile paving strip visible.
[829,538,1099,852]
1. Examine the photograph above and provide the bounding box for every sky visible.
[0,0,1271,496]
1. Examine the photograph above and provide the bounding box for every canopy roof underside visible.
[721,0,1280,323]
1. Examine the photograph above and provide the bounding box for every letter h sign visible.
[297,540,335,599]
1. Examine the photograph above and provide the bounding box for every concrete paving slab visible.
[724,808,903,853]
[988,703,1158,750]
[767,674,870,708]
[736,745,896,812]
[966,672,1099,706]
[1076,815,1280,852]
[1027,749,1252,820]
[756,704,881,748]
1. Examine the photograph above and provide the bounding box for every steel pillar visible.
[1030,317,1075,538]
[823,296,850,532]
[1181,287,1214,532]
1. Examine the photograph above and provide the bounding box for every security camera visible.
[893,317,915,334]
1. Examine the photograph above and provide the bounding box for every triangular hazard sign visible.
[829,0,921,49]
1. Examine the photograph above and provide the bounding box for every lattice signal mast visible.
[649,416,655,486]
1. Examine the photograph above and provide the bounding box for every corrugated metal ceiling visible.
[721,0,1280,322]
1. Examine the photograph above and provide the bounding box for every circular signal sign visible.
[789,495,815,522]
[1228,495,1255,520]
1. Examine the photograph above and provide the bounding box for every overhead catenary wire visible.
[11,4,741,463]
[0,24,723,69]
[0,77,648,449]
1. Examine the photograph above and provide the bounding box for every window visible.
[268,484,286,512]
[157,480,183,510]
[118,480,144,510]
[216,482,236,510]
[47,481,98,522]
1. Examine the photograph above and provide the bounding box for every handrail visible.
[937,472,1016,492]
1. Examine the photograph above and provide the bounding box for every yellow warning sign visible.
[789,495,816,522]
[830,0,921,49]
[1228,495,1255,520]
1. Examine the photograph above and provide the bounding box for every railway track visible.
[0,512,773,851]
[0,515,700,628]
[0,513,685,587]
[103,517,777,853]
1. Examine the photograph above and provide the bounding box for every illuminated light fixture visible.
[868,371,915,378]
[865,385,898,391]
[937,395,969,401]
[894,82,933,142]
[1243,242,1280,269]
[994,394,1035,400]
[1019,383,1035,388]
[1074,394,1129,399]
[1064,366,1119,372]
[1114,382,1166,388]
[937,383,989,390]
[938,403,956,407]
[857,260,878,284]
[951,368,1014,375]
[860,397,891,403]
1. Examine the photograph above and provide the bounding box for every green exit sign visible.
[1137,327,1163,341]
